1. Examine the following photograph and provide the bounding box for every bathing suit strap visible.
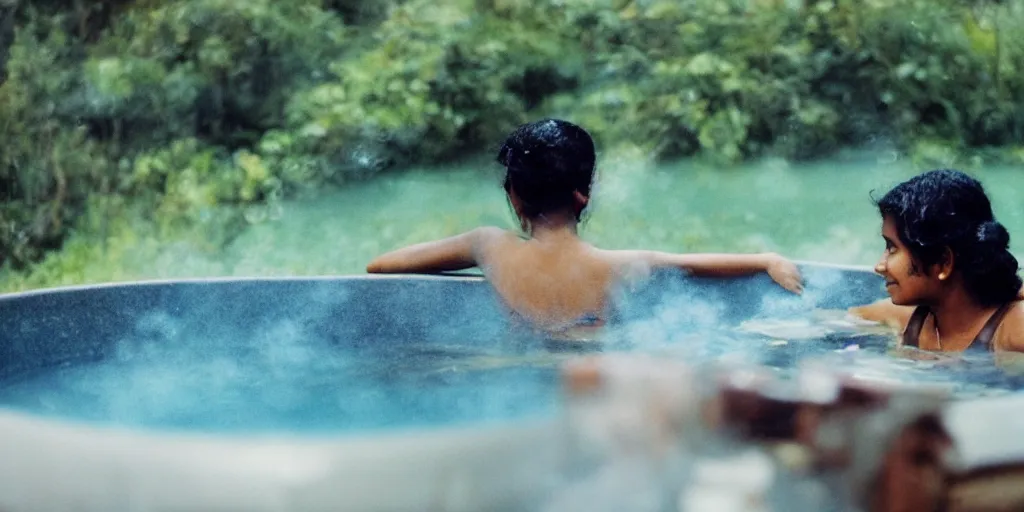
[574,312,605,327]
[902,306,931,348]
[903,303,1014,351]
[972,302,1015,352]
[506,308,606,335]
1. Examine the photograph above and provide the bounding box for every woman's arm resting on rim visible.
[610,250,804,294]
[366,227,504,274]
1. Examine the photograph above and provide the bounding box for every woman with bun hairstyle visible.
[851,169,1024,353]
[367,118,803,338]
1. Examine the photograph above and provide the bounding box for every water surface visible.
[97,153,1024,281]
[0,302,1020,434]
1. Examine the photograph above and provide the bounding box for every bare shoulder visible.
[589,248,660,278]
[848,298,916,331]
[593,248,678,270]
[471,225,513,244]
[471,226,520,255]
[473,226,510,238]
[994,301,1024,353]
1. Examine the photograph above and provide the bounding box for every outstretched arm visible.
[610,250,804,294]
[366,227,504,274]
[848,299,913,331]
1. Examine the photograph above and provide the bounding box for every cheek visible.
[898,254,924,279]
[887,253,908,276]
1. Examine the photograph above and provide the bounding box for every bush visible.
[3,0,1023,275]
[281,0,585,172]
[0,0,347,269]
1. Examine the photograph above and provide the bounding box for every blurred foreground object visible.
[560,355,1024,512]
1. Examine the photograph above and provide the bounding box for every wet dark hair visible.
[496,118,596,221]
[875,168,1021,306]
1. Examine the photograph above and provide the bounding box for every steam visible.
[0,263,1016,441]
[597,265,1020,400]
[0,282,559,434]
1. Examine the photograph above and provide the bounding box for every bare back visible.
[479,231,621,332]
[367,225,800,336]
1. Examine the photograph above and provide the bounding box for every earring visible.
[938,273,947,280]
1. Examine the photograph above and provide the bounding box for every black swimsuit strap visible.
[972,302,1015,351]
[902,305,931,348]
[903,303,1014,351]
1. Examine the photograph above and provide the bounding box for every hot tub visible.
[0,263,948,511]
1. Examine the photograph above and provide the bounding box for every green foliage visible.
[3,0,1024,282]
[1,0,347,269]
[282,0,584,171]
[0,19,113,268]
[76,0,347,149]
[324,0,403,25]
[551,0,1024,163]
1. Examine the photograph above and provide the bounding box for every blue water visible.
[0,339,567,434]
[0,309,1021,435]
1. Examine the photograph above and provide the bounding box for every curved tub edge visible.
[0,410,564,512]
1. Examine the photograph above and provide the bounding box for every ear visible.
[572,190,589,218]
[934,247,955,281]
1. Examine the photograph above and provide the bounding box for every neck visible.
[929,282,994,343]
[524,213,578,241]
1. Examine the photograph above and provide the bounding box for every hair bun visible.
[977,220,1010,248]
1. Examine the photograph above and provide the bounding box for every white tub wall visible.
[0,411,564,512]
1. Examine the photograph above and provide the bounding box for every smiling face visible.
[875,215,946,305]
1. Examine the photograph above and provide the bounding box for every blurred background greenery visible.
[1,0,1022,292]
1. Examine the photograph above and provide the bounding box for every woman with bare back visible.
[368,119,803,338]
